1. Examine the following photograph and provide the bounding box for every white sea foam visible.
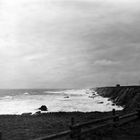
[24,92,29,95]
[2,96,13,99]
[0,89,123,115]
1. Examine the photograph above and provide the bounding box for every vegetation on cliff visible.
[95,86,140,110]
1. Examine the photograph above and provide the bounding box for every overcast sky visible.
[0,0,140,89]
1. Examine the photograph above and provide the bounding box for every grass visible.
[0,111,139,140]
[0,111,113,140]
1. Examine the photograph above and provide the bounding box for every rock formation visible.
[38,105,48,111]
[95,86,140,110]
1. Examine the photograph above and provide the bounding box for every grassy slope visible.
[0,112,139,140]
[0,112,113,140]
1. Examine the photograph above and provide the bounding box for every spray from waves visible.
[1,96,13,100]
[23,92,29,95]
[0,89,123,115]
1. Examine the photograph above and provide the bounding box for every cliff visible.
[95,86,140,110]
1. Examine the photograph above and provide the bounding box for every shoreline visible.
[0,88,123,114]
[0,109,123,116]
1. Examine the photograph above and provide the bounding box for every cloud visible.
[0,0,140,88]
[94,60,119,66]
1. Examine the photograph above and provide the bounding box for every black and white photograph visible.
[0,0,140,139]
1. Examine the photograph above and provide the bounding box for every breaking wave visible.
[0,89,123,115]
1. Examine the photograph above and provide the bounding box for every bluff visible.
[95,86,140,110]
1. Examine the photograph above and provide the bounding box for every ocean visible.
[0,89,123,115]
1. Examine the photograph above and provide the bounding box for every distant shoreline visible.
[95,85,140,111]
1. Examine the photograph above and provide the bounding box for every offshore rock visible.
[39,105,48,111]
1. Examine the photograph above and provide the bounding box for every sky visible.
[0,0,140,89]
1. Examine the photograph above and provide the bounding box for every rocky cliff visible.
[95,86,140,110]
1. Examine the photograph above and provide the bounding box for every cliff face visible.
[95,86,140,110]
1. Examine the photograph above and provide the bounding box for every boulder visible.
[39,105,48,111]
[112,103,115,106]
[97,101,104,104]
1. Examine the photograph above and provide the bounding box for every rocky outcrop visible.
[38,105,48,111]
[95,86,140,110]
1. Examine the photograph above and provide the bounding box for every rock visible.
[116,84,120,87]
[64,96,69,98]
[97,101,104,104]
[39,105,48,111]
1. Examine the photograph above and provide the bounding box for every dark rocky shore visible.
[95,85,140,111]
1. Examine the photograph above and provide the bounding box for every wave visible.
[23,92,29,95]
[0,89,123,115]
[2,96,13,99]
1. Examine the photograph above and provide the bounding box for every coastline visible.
[95,85,140,110]
[0,86,140,139]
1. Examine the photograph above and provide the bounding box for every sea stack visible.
[39,105,48,111]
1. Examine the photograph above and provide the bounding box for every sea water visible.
[0,89,123,115]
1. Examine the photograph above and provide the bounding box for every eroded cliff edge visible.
[95,86,140,110]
